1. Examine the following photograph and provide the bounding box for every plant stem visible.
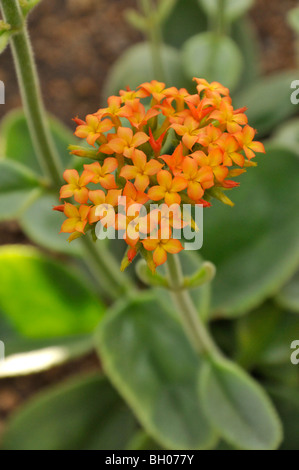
[0,0,62,186]
[166,254,221,358]
[216,0,226,35]
[82,236,134,299]
[140,0,166,81]
[1,0,133,300]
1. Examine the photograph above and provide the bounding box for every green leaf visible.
[0,311,94,377]
[124,9,148,32]
[95,294,217,450]
[236,303,283,369]
[276,272,299,313]
[163,0,207,48]
[231,17,261,91]
[0,109,75,175]
[102,42,187,99]
[271,118,299,157]
[234,72,298,137]
[182,32,243,92]
[199,358,283,450]
[1,374,138,450]
[136,259,169,288]
[126,431,162,450]
[20,192,82,255]
[256,313,299,367]
[19,0,43,17]
[0,159,43,221]
[267,385,299,450]
[0,334,93,377]
[184,261,216,289]
[199,0,254,23]
[0,245,104,338]
[156,0,179,25]
[287,6,299,35]
[201,146,299,318]
[0,30,10,54]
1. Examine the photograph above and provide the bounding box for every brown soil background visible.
[0,0,298,445]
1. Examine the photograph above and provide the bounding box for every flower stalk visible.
[165,254,221,357]
[140,0,166,82]
[0,0,62,186]
[0,0,132,299]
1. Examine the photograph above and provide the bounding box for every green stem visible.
[1,0,133,300]
[216,0,226,36]
[166,254,221,358]
[82,236,134,299]
[140,0,166,81]
[0,0,62,186]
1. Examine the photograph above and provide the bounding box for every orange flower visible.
[148,170,187,206]
[160,142,185,176]
[194,78,229,98]
[116,210,150,247]
[120,149,163,191]
[60,169,94,204]
[148,128,168,156]
[235,125,266,160]
[60,203,90,237]
[119,87,145,103]
[142,234,183,266]
[171,116,201,150]
[182,157,214,200]
[74,115,114,146]
[100,127,149,158]
[192,149,228,183]
[84,158,118,189]
[120,181,149,208]
[218,135,245,167]
[210,99,248,133]
[118,99,159,129]
[88,189,121,224]
[57,76,264,268]
[95,96,122,119]
[197,124,222,150]
[138,80,167,102]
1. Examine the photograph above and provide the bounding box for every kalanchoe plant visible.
[55,78,265,272]
[1,0,299,452]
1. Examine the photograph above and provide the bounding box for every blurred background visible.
[0,0,298,449]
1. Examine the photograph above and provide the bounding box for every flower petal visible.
[153,246,167,266]
[60,184,74,199]
[164,192,181,206]
[164,239,183,254]
[134,173,149,192]
[74,187,89,204]
[89,190,106,205]
[102,157,118,174]
[64,203,79,218]
[142,238,159,251]
[187,181,204,201]
[148,185,166,201]
[63,169,79,185]
[171,176,188,192]
[132,131,150,148]
[145,159,164,176]
[120,165,138,180]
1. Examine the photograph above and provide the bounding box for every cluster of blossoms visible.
[55,78,265,270]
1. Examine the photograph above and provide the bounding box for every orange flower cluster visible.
[55,78,265,269]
